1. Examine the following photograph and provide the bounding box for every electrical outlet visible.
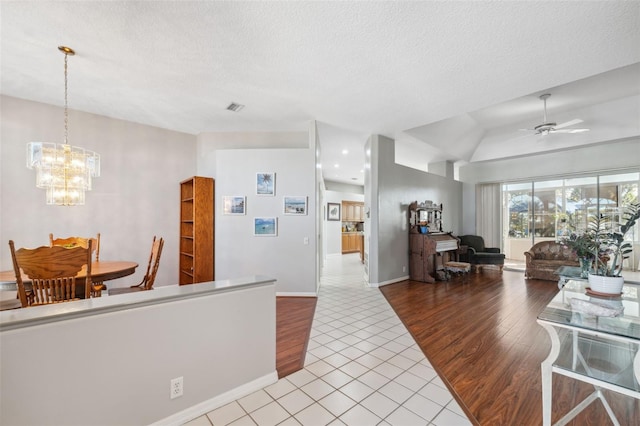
[402,265,406,273]
[170,376,183,399]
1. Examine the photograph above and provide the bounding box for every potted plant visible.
[588,202,640,294]
[560,231,596,278]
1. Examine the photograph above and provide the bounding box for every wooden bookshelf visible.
[179,176,214,285]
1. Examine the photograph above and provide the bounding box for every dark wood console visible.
[408,201,459,282]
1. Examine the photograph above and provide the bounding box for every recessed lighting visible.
[226,102,245,112]
[334,164,339,168]
[342,149,349,155]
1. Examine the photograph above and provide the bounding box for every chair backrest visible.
[50,233,100,261]
[141,236,164,290]
[460,235,486,252]
[9,240,93,307]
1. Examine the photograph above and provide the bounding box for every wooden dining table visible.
[0,261,139,291]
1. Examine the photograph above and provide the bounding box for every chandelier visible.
[26,46,100,205]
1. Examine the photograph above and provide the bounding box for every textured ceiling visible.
[1,1,639,185]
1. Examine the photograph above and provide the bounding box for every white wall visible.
[313,123,323,293]
[0,96,196,289]
[197,131,318,296]
[459,138,640,185]
[0,278,276,426]
[366,135,463,286]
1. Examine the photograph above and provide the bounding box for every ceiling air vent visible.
[226,102,245,112]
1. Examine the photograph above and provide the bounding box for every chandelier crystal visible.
[26,46,100,206]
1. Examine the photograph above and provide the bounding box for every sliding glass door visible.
[502,171,639,269]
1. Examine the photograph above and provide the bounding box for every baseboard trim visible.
[151,371,278,426]
[368,275,409,288]
[276,291,317,297]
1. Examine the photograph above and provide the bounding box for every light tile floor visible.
[185,254,471,426]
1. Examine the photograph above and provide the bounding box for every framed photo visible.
[327,202,341,221]
[284,196,307,215]
[254,217,278,236]
[256,172,276,196]
[223,196,246,215]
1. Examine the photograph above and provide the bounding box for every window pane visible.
[501,171,639,269]
[563,177,598,235]
[533,181,561,238]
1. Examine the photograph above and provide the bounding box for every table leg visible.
[539,322,561,426]
[635,343,640,385]
[557,276,567,290]
[572,330,578,370]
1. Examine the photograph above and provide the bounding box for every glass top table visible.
[537,279,639,425]
[554,265,587,290]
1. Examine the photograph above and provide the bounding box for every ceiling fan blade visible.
[554,119,583,129]
[551,128,590,134]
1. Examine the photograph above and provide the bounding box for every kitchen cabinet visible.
[341,232,362,254]
[342,201,364,222]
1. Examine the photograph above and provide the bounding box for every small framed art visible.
[284,196,307,215]
[256,172,276,196]
[327,202,340,221]
[254,217,278,236]
[223,196,246,215]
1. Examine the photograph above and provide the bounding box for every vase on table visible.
[579,257,592,278]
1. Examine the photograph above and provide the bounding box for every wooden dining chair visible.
[9,240,94,308]
[108,236,164,296]
[49,233,105,295]
[49,233,101,261]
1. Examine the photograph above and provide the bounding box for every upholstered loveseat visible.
[524,240,579,281]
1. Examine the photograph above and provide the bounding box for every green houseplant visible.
[560,231,597,278]
[588,202,640,294]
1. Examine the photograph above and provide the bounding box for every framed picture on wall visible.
[256,172,276,196]
[223,196,246,215]
[327,202,340,221]
[254,217,278,236]
[284,196,307,215]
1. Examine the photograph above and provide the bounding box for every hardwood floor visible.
[380,270,639,426]
[276,296,317,379]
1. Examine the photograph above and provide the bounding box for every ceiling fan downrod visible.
[534,93,557,135]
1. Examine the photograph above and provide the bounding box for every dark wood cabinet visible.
[179,176,214,285]
[408,201,458,282]
[409,233,437,283]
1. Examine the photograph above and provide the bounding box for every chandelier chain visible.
[64,52,69,145]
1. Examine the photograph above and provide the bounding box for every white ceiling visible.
[2,1,639,186]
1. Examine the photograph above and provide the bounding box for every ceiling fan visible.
[522,93,590,136]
